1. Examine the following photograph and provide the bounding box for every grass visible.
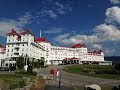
[63,65,120,80]
[0,72,36,89]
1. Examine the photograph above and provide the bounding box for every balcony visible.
[12,54,19,57]
[14,47,19,50]
[14,52,19,56]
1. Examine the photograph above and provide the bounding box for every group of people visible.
[50,69,61,88]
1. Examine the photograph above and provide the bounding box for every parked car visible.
[0,67,5,71]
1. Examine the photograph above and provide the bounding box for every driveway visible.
[38,65,120,90]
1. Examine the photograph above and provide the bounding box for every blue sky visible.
[0,0,120,56]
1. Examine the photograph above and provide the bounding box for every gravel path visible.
[38,65,120,90]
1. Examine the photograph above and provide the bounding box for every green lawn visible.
[63,65,120,80]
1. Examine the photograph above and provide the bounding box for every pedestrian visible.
[56,69,62,88]
[56,69,60,79]
[50,69,55,79]
[58,74,61,88]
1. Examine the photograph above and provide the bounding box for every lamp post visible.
[24,54,28,71]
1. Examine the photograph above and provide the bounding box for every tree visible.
[40,57,45,67]
[35,59,40,68]
[27,65,33,74]
[16,56,25,70]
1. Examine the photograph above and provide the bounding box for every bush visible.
[16,56,25,70]
[10,66,16,71]
[114,64,120,71]
[10,79,26,90]
[31,71,37,75]
[19,79,26,88]
[10,83,19,89]
[27,65,33,74]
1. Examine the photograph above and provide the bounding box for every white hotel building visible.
[0,29,112,67]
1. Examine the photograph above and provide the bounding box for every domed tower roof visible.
[7,29,21,39]
[71,43,86,48]
[35,37,48,43]
[20,28,32,35]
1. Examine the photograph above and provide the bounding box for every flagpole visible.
[40,29,41,38]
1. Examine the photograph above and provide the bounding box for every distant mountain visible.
[105,56,120,65]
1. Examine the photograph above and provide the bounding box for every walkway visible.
[38,65,120,90]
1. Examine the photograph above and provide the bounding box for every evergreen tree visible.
[16,56,25,70]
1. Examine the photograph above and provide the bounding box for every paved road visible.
[38,65,120,90]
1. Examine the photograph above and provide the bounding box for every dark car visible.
[0,67,5,71]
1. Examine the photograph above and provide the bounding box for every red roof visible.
[17,35,21,39]
[97,50,102,54]
[20,29,32,35]
[71,43,85,48]
[7,29,18,35]
[7,29,21,39]
[35,37,48,42]
[70,57,79,60]
[63,58,71,60]
[88,50,103,54]
[0,45,5,48]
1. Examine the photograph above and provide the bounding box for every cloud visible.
[53,5,120,56]
[0,12,31,36]
[0,21,18,36]
[44,27,63,34]
[105,6,120,24]
[54,24,120,55]
[43,9,58,19]
[17,12,32,29]
[92,44,102,49]
[94,24,120,41]
[37,1,72,19]
[110,0,120,4]
[54,33,70,44]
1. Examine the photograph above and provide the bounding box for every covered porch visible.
[63,57,80,64]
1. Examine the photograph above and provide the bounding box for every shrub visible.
[81,68,91,72]
[114,64,120,71]
[16,56,25,70]
[19,79,26,88]
[10,83,19,89]
[27,65,33,74]
[10,66,16,71]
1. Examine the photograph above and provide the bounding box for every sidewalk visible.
[46,79,73,90]
[37,65,73,90]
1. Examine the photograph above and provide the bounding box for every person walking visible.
[50,69,55,79]
[56,69,61,88]
[56,69,60,79]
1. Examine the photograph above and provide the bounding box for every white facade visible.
[0,45,6,67]
[0,29,106,66]
[35,37,105,65]
[5,29,45,62]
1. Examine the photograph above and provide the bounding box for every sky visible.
[0,0,120,56]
